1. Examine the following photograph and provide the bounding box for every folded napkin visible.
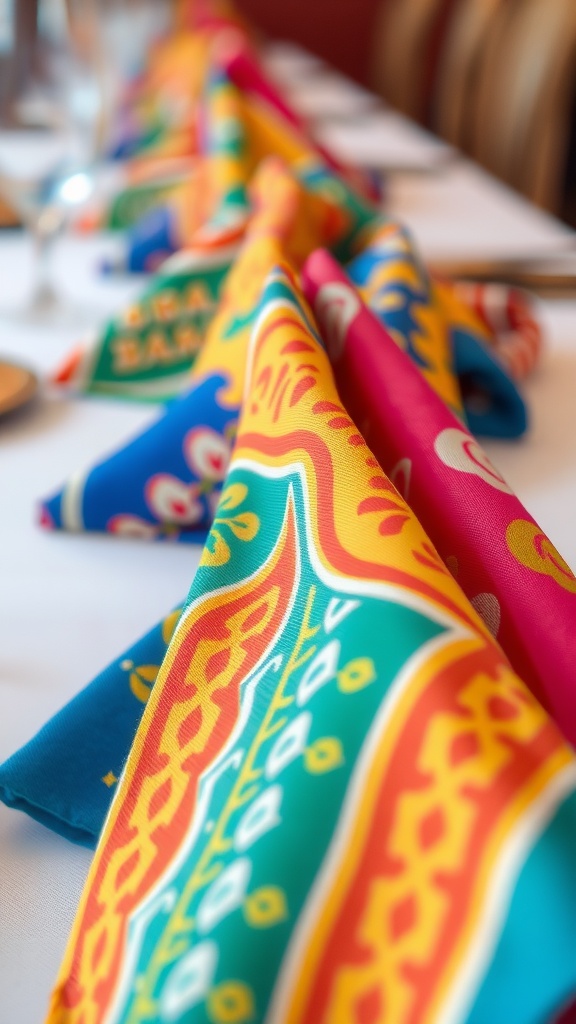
[102,157,201,232]
[303,249,576,744]
[220,33,380,202]
[447,279,543,381]
[42,159,345,539]
[47,261,576,1024]
[54,243,236,401]
[41,374,231,541]
[113,63,250,273]
[0,161,353,853]
[114,33,377,278]
[348,222,529,437]
[193,63,251,245]
[0,606,182,847]
[56,69,252,399]
[54,159,368,401]
[235,86,381,265]
[106,16,218,161]
[55,25,383,401]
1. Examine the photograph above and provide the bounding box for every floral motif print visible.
[184,426,232,483]
[145,474,204,525]
[201,482,260,566]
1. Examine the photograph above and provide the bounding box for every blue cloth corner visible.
[126,204,180,273]
[451,325,528,438]
[0,606,181,847]
[41,373,236,541]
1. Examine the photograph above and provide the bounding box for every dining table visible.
[2,39,576,1023]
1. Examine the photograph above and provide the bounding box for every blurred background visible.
[1,0,575,224]
[244,0,576,226]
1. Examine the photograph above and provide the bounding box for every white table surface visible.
[3,45,576,1023]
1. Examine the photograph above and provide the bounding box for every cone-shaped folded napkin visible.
[106,12,225,161]
[0,606,183,846]
[47,263,576,1024]
[0,161,350,849]
[192,63,251,245]
[58,38,381,401]
[56,160,372,402]
[115,62,250,273]
[59,66,253,400]
[220,32,379,202]
[348,221,529,437]
[55,241,237,401]
[113,32,378,278]
[42,159,345,538]
[303,249,576,744]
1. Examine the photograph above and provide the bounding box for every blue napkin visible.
[451,321,527,437]
[0,606,181,846]
[40,373,236,541]
[104,204,181,274]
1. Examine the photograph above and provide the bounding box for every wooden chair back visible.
[469,0,576,212]
[369,0,450,121]
[432,0,503,147]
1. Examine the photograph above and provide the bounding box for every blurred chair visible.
[431,0,503,147]
[466,0,576,213]
[369,0,457,122]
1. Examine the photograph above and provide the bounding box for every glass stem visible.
[30,205,64,309]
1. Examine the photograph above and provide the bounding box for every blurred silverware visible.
[430,255,576,294]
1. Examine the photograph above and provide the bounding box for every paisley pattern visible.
[506,520,576,594]
[302,249,576,746]
[46,267,576,1024]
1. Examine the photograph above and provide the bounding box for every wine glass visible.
[0,0,104,315]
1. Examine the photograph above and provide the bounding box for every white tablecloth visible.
[2,44,576,1023]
